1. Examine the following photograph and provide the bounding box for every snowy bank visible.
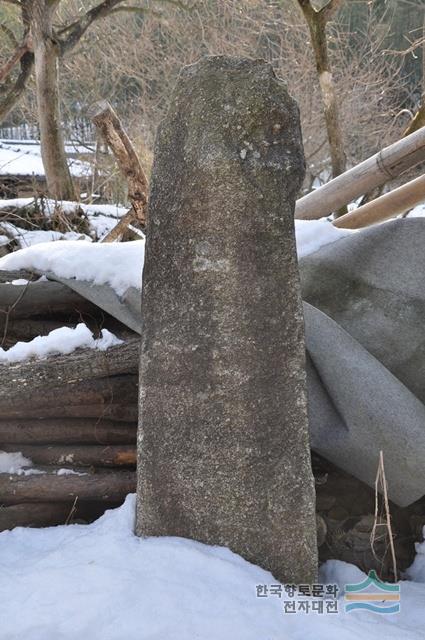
[0,141,91,178]
[0,240,144,296]
[0,495,424,640]
[0,323,122,364]
[0,219,349,295]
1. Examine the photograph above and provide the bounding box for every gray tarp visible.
[301,218,425,507]
[5,218,425,506]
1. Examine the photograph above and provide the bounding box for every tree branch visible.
[0,33,32,83]
[57,0,128,55]
[320,0,343,23]
[0,50,33,123]
[57,0,192,55]
[0,24,19,48]
[108,5,160,17]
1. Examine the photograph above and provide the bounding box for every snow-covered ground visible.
[0,140,91,177]
[1,192,425,638]
[0,495,424,640]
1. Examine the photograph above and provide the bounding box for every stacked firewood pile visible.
[0,269,139,530]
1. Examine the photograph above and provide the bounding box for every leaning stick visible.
[295,127,425,220]
[333,173,425,229]
[88,100,148,240]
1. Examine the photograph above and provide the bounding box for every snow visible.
[0,451,32,474]
[0,450,45,476]
[0,219,347,296]
[0,139,95,155]
[407,203,425,218]
[0,197,128,242]
[0,323,122,364]
[0,239,145,295]
[406,535,425,582]
[10,278,29,285]
[56,468,86,476]
[0,141,91,178]
[0,221,91,248]
[295,219,353,258]
[0,495,424,640]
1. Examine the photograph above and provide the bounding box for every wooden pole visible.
[295,127,425,220]
[1,444,137,467]
[0,470,136,504]
[88,100,148,237]
[0,501,117,531]
[0,418,136,444]
[333,173,425,229]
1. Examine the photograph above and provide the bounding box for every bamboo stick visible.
[295,127,425,220]
[333,174,425,229]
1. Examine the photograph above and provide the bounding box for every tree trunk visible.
[298,1,346,184]
[30,1,76,201]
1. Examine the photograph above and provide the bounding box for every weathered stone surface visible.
[136,56,318,583]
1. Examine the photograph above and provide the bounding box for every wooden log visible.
[88,100,148,233]
[0,279,99,322]
[0,403,139,422]
[2,444,137,467]
[100,208,137,243]
[295,127,425,220]
[0,270,39,284]
[0,418,137,444]
[0,341,139,403]
[0,500,118,531]
[0,470,136,504]
[333,173,425,229]
[0,376,138,420]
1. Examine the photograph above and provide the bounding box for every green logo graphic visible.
[344,570,400,614]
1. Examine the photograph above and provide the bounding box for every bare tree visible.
[29,1,75,200]
[0,0,184,201]
[0,0,406,202]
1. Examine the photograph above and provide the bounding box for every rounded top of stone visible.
[181,55,279,82]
